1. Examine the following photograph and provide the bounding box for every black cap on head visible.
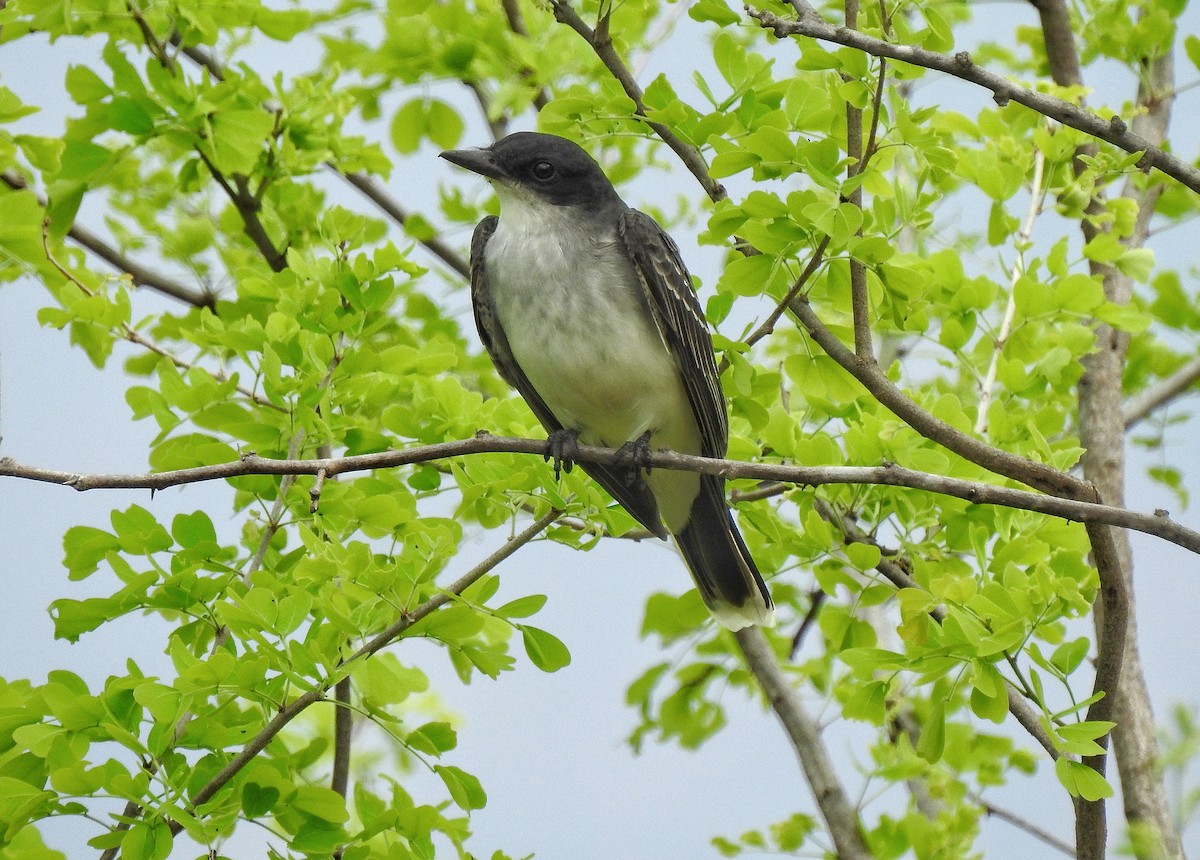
[441,132,623,209]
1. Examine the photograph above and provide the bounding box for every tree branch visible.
[2,169,217,310]
[37,220,279,411]
[168,508,562,835]
[331,675,352,799]
[3,436,1198,554]
[972,789,1076,856]
[976,146,1048,435]
[125,13,289,272]
[735,626,872,859]
[1123,354,1200,429]
[813,499,1062,758]
[744,6,1200,196]
[549,0,727,203]
[788,295,1082,498]
[842,0,872,360]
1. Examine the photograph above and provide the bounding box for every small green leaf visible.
[520,625,571,672]
[62,526,121,579]
[407,722,457,756]
[494,594,547,619]
[434,764,487,811]
[916,700,946,763]
[119,820,171,860]
[689,0,739,26]
[1050,637,1090,675]
[291,785,350,824]
[844,542,881,571]
[843,680,888,724]
[1055,757,1114,801]
[207,109,274,175]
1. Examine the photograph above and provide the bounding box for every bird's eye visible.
[531,160,556,181]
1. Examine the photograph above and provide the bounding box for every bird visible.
[441,131,774,630]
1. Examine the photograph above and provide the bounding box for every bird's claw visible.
[614,431,654,475]
[545,428,580,480]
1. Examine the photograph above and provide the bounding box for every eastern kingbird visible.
[441,132,774,630]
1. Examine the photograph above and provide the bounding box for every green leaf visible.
[0,86,37,122]
[291,785,350,824]
[62,526,121,579]
[520,625,571,672]
[844,542,881,571]
[916,700,946,763]
[119,820,171,860]
[407,722,457,756]
[843,680,888,724]
[494,594,547,619]
[1054,757,1114,801]
[65,66,111,104]
[1050,637,1090,675]
[689,0,739,27]
[110,506,172,555]
[425,99,464,150]
[1056,721,1116,757]
[434,764,487,811]
[207,109,274,175]
[1186,34,1200,70]
[255,7,312,40]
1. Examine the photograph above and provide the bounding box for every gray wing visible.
[469,216,667,538]
[470,216,563,431]
[617,209,728,459]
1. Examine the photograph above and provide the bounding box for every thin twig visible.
[788,295,1081,497]
[975,146,1048,434]
[549,0,727,202]
[734,235,831,363]
[2,170,216,309]
[971,789,1076,856]
[788,589,826,659]
[842,0,872,360]
[334,170,470,278]
[744,6,1200,195]
[38,219,280,410]
[1123,350,1200,429]
[500,0,551,110]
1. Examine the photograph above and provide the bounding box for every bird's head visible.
[441,132,623,213]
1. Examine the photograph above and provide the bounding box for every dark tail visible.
[674,476,774,629]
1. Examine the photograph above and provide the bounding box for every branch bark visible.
[735,626,872,859]
[744,5,1200,195]
[1027,2,1181,855]
[3,436,1199,554]
[172,37,472,280]
[1123,354,1200,429]
[549,0,727,203]
[2,169,217,310]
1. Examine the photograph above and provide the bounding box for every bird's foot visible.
[544,428,581,480]
[614,431,654,475]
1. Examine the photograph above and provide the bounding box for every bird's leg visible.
[614,431,654,475]
[544,428,581,480]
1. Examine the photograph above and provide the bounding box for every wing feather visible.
[617,209,728,459]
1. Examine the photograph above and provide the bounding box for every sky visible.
[2,3,1199,858]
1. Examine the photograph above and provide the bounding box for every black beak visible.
[440,146,507,181]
